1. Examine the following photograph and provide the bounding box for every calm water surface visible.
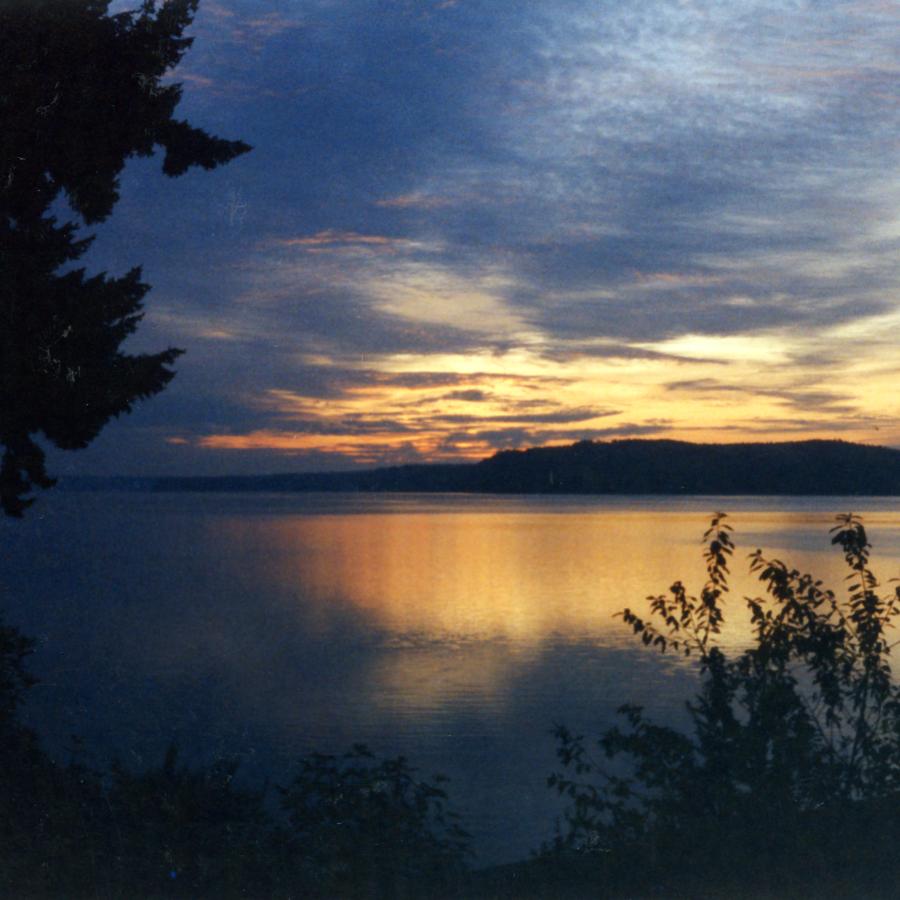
[4,492,900,863]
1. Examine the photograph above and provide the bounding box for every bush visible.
[0,614,470,897]
[548,513,900,897]
[105,746,272,897]
[278,744,470,898]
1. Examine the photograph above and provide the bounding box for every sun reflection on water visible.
[215,503,900,655]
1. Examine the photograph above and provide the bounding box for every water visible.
[4,492,900,863]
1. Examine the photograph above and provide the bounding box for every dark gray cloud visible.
[441,390,490,402]
[438,422,670,453]
[665,378,860,415]
[435,407,618,426]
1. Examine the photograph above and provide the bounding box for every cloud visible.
[665,378,861,415]
[435,407,618,426]
[438,422,671,453]
[165,71,216,90]
[198,1,235,21]
[441,389,490,402]
[270,231,417,253]
[197,3,304,49]
[77,0,900,474]
[375,193,455,210]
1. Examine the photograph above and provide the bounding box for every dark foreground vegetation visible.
[66,438,900,497]
[543,512,900,899]
[5,512,900,898]
[0,679,470,898]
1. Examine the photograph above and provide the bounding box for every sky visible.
[55,0,900,476]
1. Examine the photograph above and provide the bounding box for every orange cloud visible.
[195,429,484,464]
[271,231,414,252]
[375,193,454,210]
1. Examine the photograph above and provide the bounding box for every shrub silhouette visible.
[278,744,470,898]
[549,513,900,897]
[103,746,272,897]
[0,624,472,899]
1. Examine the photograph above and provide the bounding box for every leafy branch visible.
[549,512,900,893]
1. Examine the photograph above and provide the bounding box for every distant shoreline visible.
[60,438,900,497]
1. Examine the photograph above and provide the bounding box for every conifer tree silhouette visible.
[0,0,250,515]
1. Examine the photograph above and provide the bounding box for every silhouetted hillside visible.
[472,439,900,495]
[63,439,900,496]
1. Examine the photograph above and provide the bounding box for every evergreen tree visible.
[0,0,250,515]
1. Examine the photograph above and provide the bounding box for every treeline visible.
[64,439,900,497]
[475,438,900,495]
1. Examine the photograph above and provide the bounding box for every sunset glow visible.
[69,0,900,477]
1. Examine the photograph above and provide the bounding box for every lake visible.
[4,492,900,864]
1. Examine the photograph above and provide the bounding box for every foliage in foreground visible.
[549,513,900,896]
[0,634,469,899]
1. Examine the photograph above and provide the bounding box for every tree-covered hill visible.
[472,438,900,495]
